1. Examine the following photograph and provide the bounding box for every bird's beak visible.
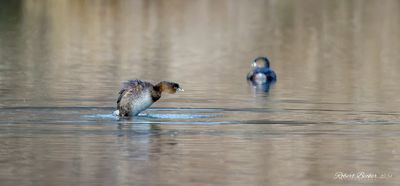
[251,62,258,69]
[177,88,184,92]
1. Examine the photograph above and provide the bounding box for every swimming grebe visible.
[246,57,277,84]
[115,80,183,117]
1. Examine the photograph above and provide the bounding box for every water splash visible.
[138,113,211,119]
[81,114,118,119]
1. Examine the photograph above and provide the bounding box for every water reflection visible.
[248,81,276,93]
[1,0,400,186]
[1,0,399,109]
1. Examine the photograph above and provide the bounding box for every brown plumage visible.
[115,80,183,117]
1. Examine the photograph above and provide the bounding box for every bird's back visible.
[117,80,155,116]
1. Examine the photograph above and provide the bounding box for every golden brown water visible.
[1,0,400,185]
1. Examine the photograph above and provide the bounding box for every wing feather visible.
[116,80,153,116]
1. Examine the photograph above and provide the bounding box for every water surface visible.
[1,0,400,185]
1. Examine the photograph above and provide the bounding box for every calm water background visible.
[1,0,400,185]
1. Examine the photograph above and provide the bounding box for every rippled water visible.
[1,0,400,185]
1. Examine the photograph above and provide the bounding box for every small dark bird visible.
[247,57,277,84]
[114,80,183,117]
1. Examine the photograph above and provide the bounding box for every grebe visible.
[114,80,183,117]
[246,57,277,84]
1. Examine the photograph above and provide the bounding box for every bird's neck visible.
[151,85,163,102]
